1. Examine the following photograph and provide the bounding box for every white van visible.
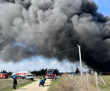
[26,74,34,80]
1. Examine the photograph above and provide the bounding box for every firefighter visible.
[51,74,54,79]
[13,74,17,89]
[54,74,57,80]
[39,78,45,86]
[42,76,46,81]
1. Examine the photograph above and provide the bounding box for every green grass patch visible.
[99,76,110,91]
[0,80,33,91]
[48,78,62,91]
[99,84,110,91]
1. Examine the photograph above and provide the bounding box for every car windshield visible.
[47,71,53,74]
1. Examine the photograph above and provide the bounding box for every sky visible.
[94,0,110,16]
[0,0,110,72]
[0,57,85,72]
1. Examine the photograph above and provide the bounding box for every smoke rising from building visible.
[0,0,110,72]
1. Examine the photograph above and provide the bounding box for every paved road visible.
[14,79,51,91]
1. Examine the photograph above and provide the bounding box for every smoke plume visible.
[0,0,110,72]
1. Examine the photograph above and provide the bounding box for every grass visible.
[99,76,110,91]
[48,74,110,91]
[48,74,97,91]
[48,78,62,91]
[14,80,33,91]
[0,79,33,91]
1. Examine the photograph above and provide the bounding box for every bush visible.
[48,74,98,91]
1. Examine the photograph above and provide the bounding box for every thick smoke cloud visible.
[0,0,110,72]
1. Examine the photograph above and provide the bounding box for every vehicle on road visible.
[46,69,54,79]
[26,74,35,80]
[12,71,31,79]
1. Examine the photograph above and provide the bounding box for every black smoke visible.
[0,0,110,72]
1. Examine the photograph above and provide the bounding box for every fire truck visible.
[0,73,8,79]
[46,69,55,79]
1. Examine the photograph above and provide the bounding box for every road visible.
[14,79,51,91]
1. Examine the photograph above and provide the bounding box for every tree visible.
[1,70,7,73]
[54,69,59,75]
[8,72,12,76]
[31,69,47,76]
[75,67,80,74]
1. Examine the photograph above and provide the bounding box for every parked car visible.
[26,74,34,80]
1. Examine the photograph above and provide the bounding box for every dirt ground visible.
[14,79,51,91]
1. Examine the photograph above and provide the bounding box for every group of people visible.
[12,75,46,89]
[12,74,57,89]
[13,75,46,89]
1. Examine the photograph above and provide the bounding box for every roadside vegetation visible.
[48,77,62,91]
[100,76,110,91]
[48,74,110,91]
[0,78,33,91]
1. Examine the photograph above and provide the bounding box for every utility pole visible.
[95,72,99,88]
[77,45,83,80]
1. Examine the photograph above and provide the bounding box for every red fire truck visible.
[46,69,54,79]
[0,73,8,79]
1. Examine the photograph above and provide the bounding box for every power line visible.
[45,47,76,56]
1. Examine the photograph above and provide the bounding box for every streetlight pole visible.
[77,45,83,80]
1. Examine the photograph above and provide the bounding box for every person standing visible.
[54,74,57,80]
[51,74,54,79]
[13,75,17,89]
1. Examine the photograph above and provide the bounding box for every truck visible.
[46,69,54,79]
[12,71,35,80]
[0,73,8,79]
[16,71,31,79]
[12,71,31,79]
